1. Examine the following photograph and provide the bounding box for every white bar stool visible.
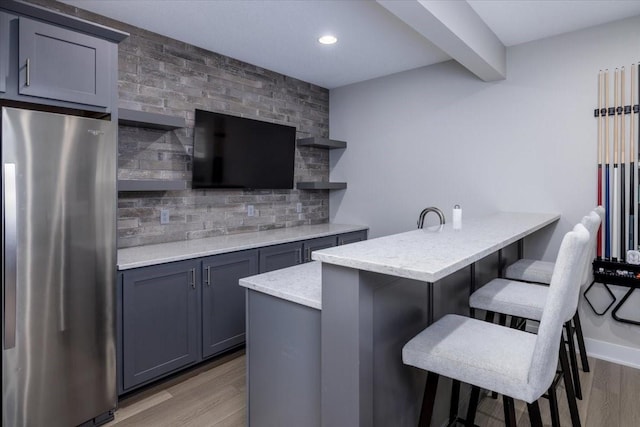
[502,206,604,378]
[467,211,600,427]
[403,224,590,427]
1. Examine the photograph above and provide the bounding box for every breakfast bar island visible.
[242,212,560,427]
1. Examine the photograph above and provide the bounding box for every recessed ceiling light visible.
[318,35,337,45]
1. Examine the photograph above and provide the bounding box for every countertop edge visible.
[118,224,368,270]
[313,213,560,282]
[239,262,322,310]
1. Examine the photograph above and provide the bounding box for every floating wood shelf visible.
[118,180,188,192]
[296,182,347,190]
[118,108,185,130]
[297,137,346,149]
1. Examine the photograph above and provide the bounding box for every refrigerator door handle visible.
[3,163,17,349]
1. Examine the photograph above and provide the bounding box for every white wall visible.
[329,16,640,362]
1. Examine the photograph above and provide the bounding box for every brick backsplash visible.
[29,1,332,248]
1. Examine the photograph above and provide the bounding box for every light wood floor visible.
[107,351,639,426]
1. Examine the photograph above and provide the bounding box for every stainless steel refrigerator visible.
[2,106,117,426]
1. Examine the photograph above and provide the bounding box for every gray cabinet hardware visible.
[205,266,211,286]
[25,58,30,86]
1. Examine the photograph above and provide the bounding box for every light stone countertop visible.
[312,212,559,283]
[240,261,322,310]
[118,223,368,270]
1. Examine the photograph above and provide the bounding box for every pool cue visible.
[620,67,626,259]
[630,64,636,251]
[605,69,611,259]
[597,70,603,258]
[612,69,619,261]
[631,62,640,250]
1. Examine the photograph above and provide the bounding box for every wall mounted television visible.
[192,109,296,189]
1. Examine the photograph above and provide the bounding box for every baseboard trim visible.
[584,337,640,369]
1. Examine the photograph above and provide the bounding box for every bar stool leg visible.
[449,380,460,424]
[573,312,590,372]
[419,372,439,427]
[565,321,583,400]
[527,401,543,427]
[548,385,561,427]
[559,345,582,427]
[465,385,480,427]
[503,396,517,427]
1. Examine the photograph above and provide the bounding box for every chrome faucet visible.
[417,207,445,229]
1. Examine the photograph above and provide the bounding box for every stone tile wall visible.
[30,1,331,248]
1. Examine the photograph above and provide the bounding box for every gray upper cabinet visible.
[18,17,110,107]
[0,1,127,111]
[202,250,258,359]
[259,241,304,273]
[121,259,200,391]
[0,13,7,93]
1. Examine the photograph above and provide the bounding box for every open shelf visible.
[118,108,185,130]
[118,179,188,192]
[297,137,346,149]
[296,182,347,190]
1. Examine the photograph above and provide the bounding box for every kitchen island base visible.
[246,290,321,427]
[320,259,503,426]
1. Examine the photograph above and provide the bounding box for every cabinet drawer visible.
[259,241,303,273]
[303,236,337,262]
[338,230,368,246]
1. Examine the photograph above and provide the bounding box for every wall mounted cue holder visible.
[593,104,640,117]
[589,258,640,325]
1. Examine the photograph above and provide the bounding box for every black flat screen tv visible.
[192,109,296,189]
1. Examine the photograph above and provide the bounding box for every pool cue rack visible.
[588,64,640,325]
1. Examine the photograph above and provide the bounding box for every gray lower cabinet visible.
[259,241,304,273]
[118,229,367,393]
[338,229,368,245]
[122,259,200,391]
[17,16,111,107]
[303,235,337,262]
[202,250,258,359]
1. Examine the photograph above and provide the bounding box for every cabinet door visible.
[259,241,303,273]
[18,17,110,107]
[202,250,258,359]
[303,236,337,262]
[337,230,368,246]
[122,260,200,391]
[0,12,7,93]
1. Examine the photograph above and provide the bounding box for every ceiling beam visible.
[377,0,506,81]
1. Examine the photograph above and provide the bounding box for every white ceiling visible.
[60,0,640,89]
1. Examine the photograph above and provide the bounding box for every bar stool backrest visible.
[527,224,590,398]
[578,210,602,297]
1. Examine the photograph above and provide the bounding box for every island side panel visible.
[322,264,460,426]
[322,257,506,426]
[369,272,430,426]
[246,290,321,427]
[321,264,377,427]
